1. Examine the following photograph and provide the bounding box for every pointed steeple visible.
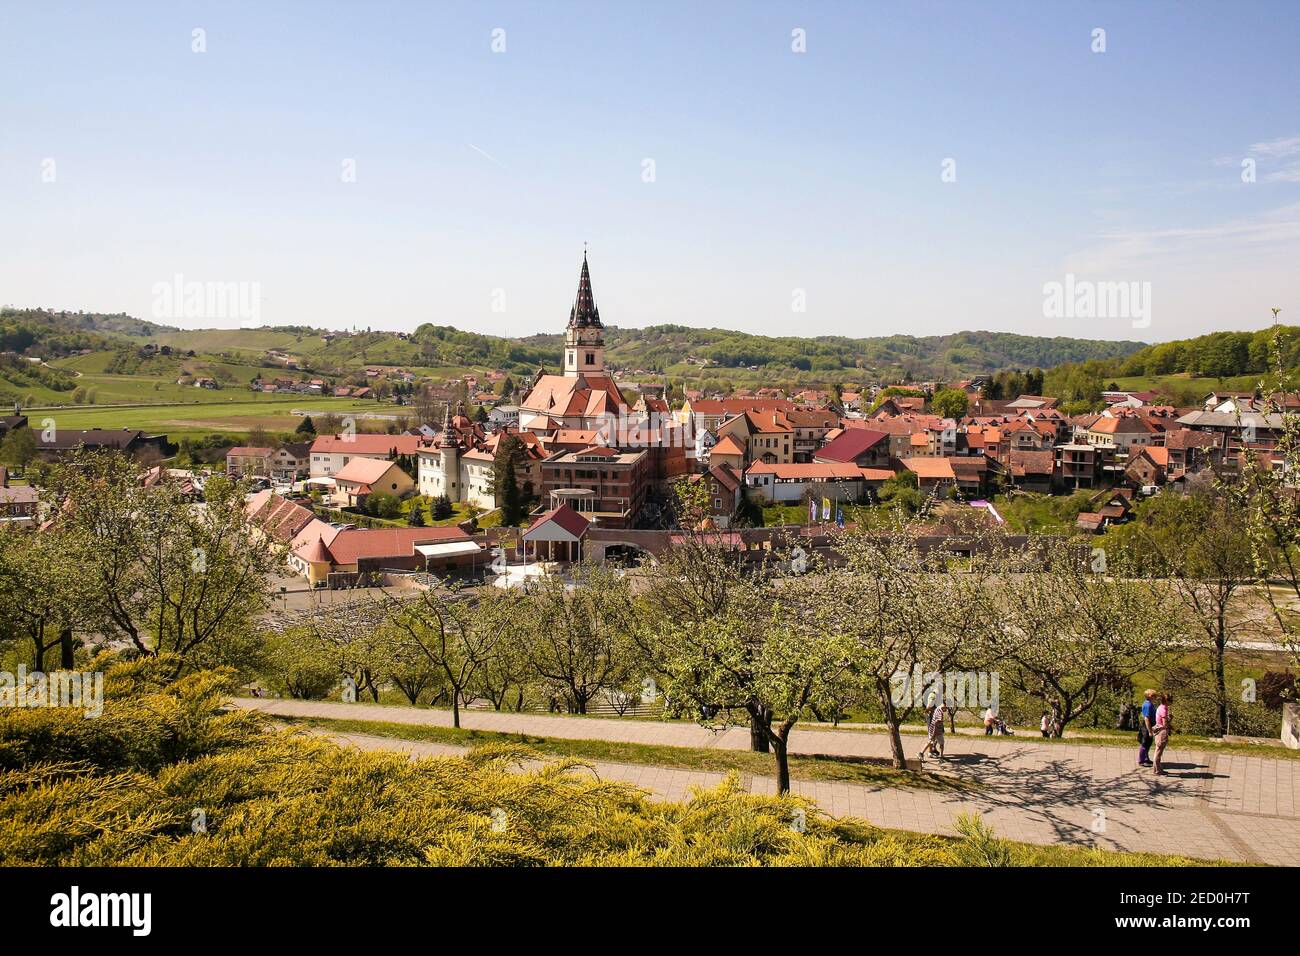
[437,403,457,447]
[568,250,602,329]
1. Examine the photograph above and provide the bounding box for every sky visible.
[2,0,1298,344]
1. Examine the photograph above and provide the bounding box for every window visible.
[585,352,595,365]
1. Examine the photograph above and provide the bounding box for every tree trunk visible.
[772,735,791,795]
[59,628,74,670]
[749,708,771,753]
[452,691,461,729]
[1214,628,1228,737]
[877,677,908,769]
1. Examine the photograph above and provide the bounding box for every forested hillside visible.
[1116,326,1298,379]
[1,307,1147,382]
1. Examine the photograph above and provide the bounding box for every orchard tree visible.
[992,537,1178,736]
[0,527,88,670]
[827,516,1010,767]
[1108,486,1262,736]
[44,450,282,675]
[388,585,517,727]
[522,561,635,714]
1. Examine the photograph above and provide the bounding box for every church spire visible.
[568,249,601,329]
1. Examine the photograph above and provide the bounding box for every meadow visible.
[27,396,392,440]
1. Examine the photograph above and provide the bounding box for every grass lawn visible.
[25,396,389,441]
[762,503,813,526]
[281,714,969,792]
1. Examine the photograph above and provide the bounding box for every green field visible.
[27,396,393,441]
[1109,372,1263,404]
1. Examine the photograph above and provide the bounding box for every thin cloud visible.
[1248,135,1300,158]
[1264,164,1300,183]
[466,143,506,168]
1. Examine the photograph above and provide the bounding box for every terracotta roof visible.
[1008,450,1054,476]
[310,434,421,455]
[319,526,475,565]
[814,428,888,462]
[691,462,742,493]
[245,490,318,541]
[523,503,591,540]
[228,446,273,457]
[521,373,626,419]
[899,457,957,480]
[711,435,746,457]
[746,462,872,481]
[334,457,403,485]
[1138,446,1170,466]
[1090,416,1159,435]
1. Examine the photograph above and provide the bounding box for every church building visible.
[517,252,629,434]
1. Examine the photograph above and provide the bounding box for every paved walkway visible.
[234,697,1300,865]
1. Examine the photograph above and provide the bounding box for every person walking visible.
[1152,693,1173,776]
[929,702,947,760]
[1137,688,1156,767]
[1040,712,1052,738]
[983,706,996,736]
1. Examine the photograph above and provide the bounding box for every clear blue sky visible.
[2,0,1298,343]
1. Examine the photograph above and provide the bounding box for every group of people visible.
[918,692,1173,775]
[1136,689,1173,775]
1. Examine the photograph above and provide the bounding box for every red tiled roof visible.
[815,428,888,462]
[711,435,746,457]
[900,457,956,480]
[523,503,591,540]
[334,457,403,485]
[310,434,421,455]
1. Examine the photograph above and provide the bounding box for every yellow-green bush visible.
[0,656,1209,867]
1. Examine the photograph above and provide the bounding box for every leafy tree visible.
[0,427,37,475]
[930,388,969,419]
[388,586,517,728]
[262,627,339,699]
[1108,488,1261,736]
[827,518,1008,767]
[407,498,427,526]
[0,527,87,670]
[522,562,635,715]
[43,451,281,675]
[991,538,1178,736]
[296,415,316,435]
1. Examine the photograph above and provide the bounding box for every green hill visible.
[4,307,1148,386]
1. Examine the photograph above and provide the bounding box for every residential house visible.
[813,428,890,468]
[744,461,892,505]
[226,446,272,478]
[1006,450,1055,493]
[0,467,38,528]
[309,433,421,479]
[267,442,313,482]
[332,456,415,508]
[687,463,742,528]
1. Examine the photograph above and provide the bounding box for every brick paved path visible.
[235,697,1300,865]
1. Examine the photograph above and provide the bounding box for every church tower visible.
[563,251,606,377]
